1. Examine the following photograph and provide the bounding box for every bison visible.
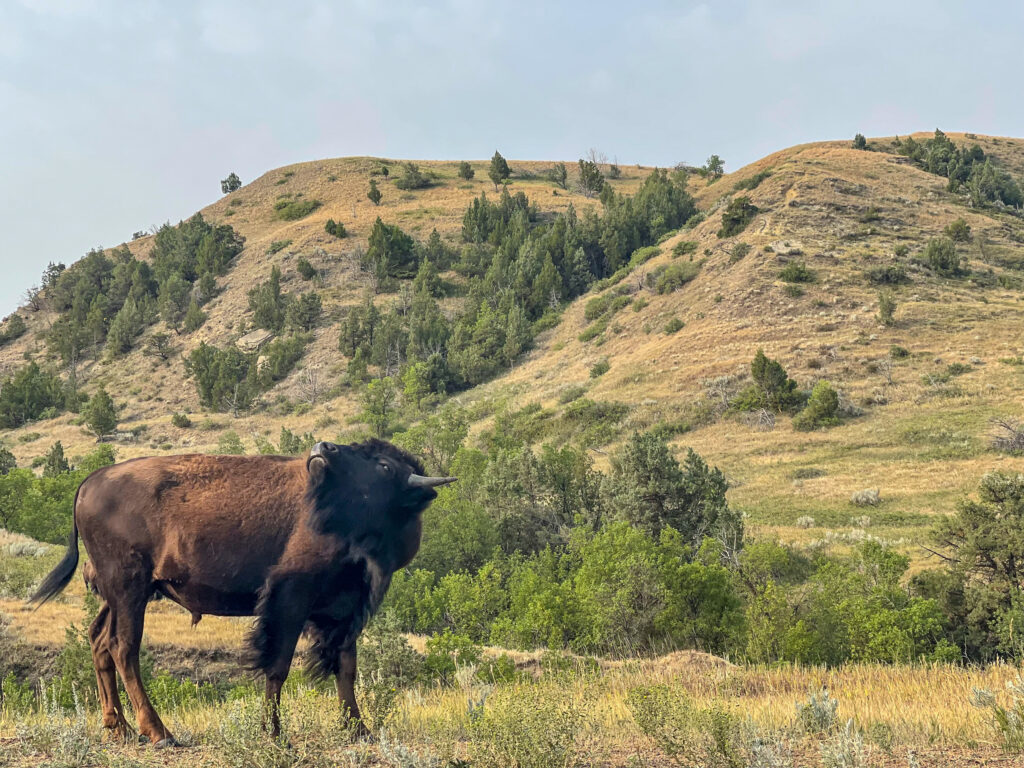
[30,439,455,746]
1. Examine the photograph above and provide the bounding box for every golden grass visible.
[2,655,1020,765]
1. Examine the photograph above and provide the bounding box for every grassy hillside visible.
[5,134,1022,560]
[4,133,1024,764]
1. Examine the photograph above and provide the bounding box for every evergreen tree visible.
[750,349,801,412]
[325,219,347,238]
[183,299,207,332]
[42,441,71,477]
[703,154,725,181]
[286,292,322,331]
[158,274,191,332]
[248,266,288,332]
[603,432,733,544]
[393,162,430,190]
[550,162,568,189]
[577,159,605,198]
[220,172,242,194]
[502,304,530,365]
[852,133,867,150]
[458,161,475,180]
[365,218,417,279]
[0,445,15,475]
[367,179,382,206]
[488,151,511,190]
[413,256,443,297]
[83,387,117,437]
[360,376,397,437]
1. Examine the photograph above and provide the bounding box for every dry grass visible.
[2,653,1021,766]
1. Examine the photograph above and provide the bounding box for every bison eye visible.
[378,462,391,473]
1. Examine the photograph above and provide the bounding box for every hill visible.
[5,133,1024,764]
[2,133,1023,559]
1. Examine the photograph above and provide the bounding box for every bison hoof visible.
[154,737,179,749]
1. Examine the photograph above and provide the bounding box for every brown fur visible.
[31,440,446,744]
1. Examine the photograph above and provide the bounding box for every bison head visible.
[305,439,455,544]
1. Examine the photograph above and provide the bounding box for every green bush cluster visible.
[717,196,758,238]
[0,313,26,347]
[43,215,242,365]
[273,197,321,220]
[896,129,1022,207]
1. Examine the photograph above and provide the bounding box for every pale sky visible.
[2,0,1022,315]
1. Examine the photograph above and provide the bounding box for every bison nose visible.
[310,442,337,458]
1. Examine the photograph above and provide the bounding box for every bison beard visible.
[29,439,454,745]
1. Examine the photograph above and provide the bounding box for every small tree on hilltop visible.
[550,162,568,189]
[367,179,382,206]
[221,172,241,194]
[852,133,868,150]
[577,159,605,198]
[703,154,725,182]
[84,387,118,438]
[458,161,475,180]
[488,151,511,191]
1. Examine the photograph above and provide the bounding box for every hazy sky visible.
[2,0,1022,315]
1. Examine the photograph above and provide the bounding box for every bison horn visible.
[407,474,457,488]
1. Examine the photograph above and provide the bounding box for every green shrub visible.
[877,289,896,325]
[652,261,701,293]
[558,385,587,404]
[923,236,964,276]
[632,297,649,312]
[866,263,908,285]
[717,196,758,238]
[216,431,245,455]
[728,242,751,263]
[890,345,910,359]
[0,314,27,347]
[792,380,840,431]
[627,685,745,768]
[673,240,699,258]
[171,412,191,428]
[469,685,584,768]
[783,284,805,298]
[324,218,347,238]
[733,169,771,191]
[457,161,475,180]
[779,261,816,283]
[944,217,971,242]
[589,359,610,378]
[664,317,685,334]
[274,198,321,220]
[296,258,317,281]
[267,239,292,255]
[393,162,431,190]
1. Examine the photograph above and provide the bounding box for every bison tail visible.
[29,487,82,606]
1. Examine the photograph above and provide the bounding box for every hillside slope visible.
[3,134,1024,554]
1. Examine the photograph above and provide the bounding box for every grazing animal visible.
[30,439,455,745]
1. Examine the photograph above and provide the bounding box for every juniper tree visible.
[488,151,511,190]
[84,387,117,438]
[367,178,383,206]
[220,172,241,194]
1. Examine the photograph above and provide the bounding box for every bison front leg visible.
[337,646,371,740]
[247,573,314,738]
